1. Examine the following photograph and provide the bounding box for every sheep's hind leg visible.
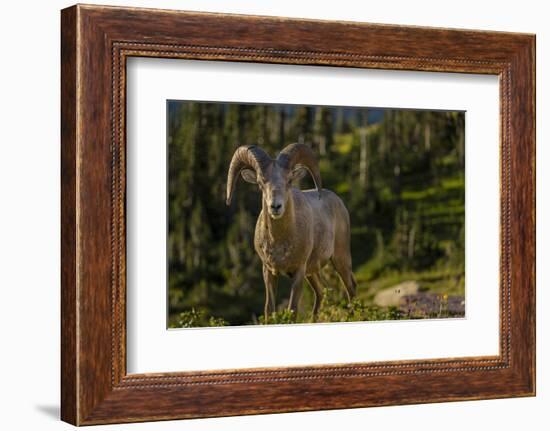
[262,265,277,322]
[331,254,357,303]
[287,266,306,320]
[306,272,325,322]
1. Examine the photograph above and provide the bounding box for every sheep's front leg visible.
[262,265,277,321]
[287,266,306,318]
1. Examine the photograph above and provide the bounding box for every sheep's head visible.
[226,143,322,219]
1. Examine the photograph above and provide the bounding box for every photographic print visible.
[167,101,465,328]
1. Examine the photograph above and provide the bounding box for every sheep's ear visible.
[241,169,258,184]
[290,166,308,182]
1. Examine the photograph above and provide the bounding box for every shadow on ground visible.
[35,404,59,420]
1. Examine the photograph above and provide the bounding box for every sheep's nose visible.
[271,203,282,212]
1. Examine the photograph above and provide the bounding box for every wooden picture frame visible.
[61,4,535,425]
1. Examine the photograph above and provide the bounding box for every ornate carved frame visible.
[61,4,535,425]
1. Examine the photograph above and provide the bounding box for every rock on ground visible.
[399,293,465,318]
[373,281,419,307]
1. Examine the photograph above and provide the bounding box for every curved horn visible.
[276,143,322,194]
[226,145,271,205]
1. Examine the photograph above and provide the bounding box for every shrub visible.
[170,308,228,328]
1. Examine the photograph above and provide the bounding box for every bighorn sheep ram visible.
[226,143,357,320]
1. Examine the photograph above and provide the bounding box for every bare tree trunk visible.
[358,110,368,189]
[408,225,416,259]
[320,135,326,155]
[458,118,465,168]
[424,122,431,151]
[278,109,286,148]
[359,127,368,189]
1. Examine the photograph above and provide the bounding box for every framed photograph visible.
[61,4,535,425]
